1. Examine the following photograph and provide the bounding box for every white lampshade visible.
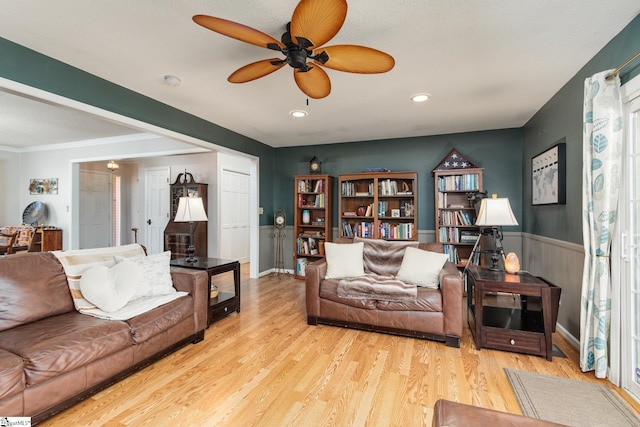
[174,197,208,222]
[475,197,518,226]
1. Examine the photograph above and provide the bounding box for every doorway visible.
[620,74,640,402]
[144,167,170,254]
[79,170,112,249]
[220,169,251,263]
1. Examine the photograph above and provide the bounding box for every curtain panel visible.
[580,70,623,378]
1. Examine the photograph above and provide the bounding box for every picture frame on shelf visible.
[531,140,566,205]
[391,209,400,217]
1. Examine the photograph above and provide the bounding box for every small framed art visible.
[531,141,566,205]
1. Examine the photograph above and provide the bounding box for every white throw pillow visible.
[79,261,142,312]
[324,242,365,279]
[115,251,176,300]
[396,247,449,288]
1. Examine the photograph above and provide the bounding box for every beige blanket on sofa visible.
[337,274,417,302]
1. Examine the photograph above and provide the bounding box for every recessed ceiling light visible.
[411,93,431,103]
[164,75,181,87]
[290,110,308,118]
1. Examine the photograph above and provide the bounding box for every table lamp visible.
[174,196,208,263]
[475,195,518,271]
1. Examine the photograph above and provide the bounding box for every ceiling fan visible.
[193,0,395,99]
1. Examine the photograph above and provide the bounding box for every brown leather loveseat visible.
[0,246,208,424]
[305,238,463,347]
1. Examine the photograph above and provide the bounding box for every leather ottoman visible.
[433,399,568,427]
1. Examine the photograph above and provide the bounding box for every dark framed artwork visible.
[531,140,566,205]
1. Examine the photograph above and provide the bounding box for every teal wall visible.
[522,13,640,244]
[2,12,639,239]
[274,129,523,231]
[0,37,277,225]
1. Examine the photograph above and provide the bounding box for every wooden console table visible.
[170,257,240,327]
[467,267,560,361]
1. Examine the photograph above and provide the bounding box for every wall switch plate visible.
[258,207,264,214]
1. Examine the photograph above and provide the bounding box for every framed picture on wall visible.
[531,140,566,205]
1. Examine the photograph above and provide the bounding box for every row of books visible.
[437,192,475,209]
[298,179,324,193]
[341,181,374,196]
[378,179,413,196]
[298,193,325,208]
[296,236,324,256]
[439,210,475,226]
[437,173,480,191]
[341,220,414,240]
[341,220,375,238]
[443,245,481,264]
[439,227,480,243]
[378,223,414,240]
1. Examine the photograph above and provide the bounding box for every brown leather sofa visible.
[432,399,568,426]
[0,250,208,424]
[305,238,463,347]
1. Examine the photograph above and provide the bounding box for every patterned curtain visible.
[580,70,623,378]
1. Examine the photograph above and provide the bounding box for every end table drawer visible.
[210,296,238,323]
[482,329,545,355]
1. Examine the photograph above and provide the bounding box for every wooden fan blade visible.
[294,64,331,99]
[315,45,395,73]
[193,15,284,50]
[290,0,347,49]
[228,59,286,83]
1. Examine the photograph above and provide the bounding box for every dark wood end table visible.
[467,267,558,361]
[170,257,240,327]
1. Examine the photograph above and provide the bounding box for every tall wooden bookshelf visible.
[338,171,417,241]
[293,174,333,279]
[164,172,208,260]
[432,149,483,269]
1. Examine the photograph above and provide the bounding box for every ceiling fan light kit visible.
[193,0,394,99]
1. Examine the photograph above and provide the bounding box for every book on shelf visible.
[296,257,309,277]
[460,231,479,243]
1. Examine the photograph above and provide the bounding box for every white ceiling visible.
[0,1,638,150]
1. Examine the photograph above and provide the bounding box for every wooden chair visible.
[14,227,36,253]
[0,231,18,255]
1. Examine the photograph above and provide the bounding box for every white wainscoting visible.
[522,232,583,347]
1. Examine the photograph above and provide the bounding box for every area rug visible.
[505,368,640,426]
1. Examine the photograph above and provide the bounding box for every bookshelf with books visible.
[433,150,484,269]
[293,174,333,279]
[338,171,417,241]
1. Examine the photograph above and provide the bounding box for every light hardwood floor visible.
[42,265,640,426]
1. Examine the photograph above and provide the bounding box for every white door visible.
[220,169,250,263]
[145,168,170,254]
[79,171,112,249]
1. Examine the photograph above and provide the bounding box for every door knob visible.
[147,219,152,225]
